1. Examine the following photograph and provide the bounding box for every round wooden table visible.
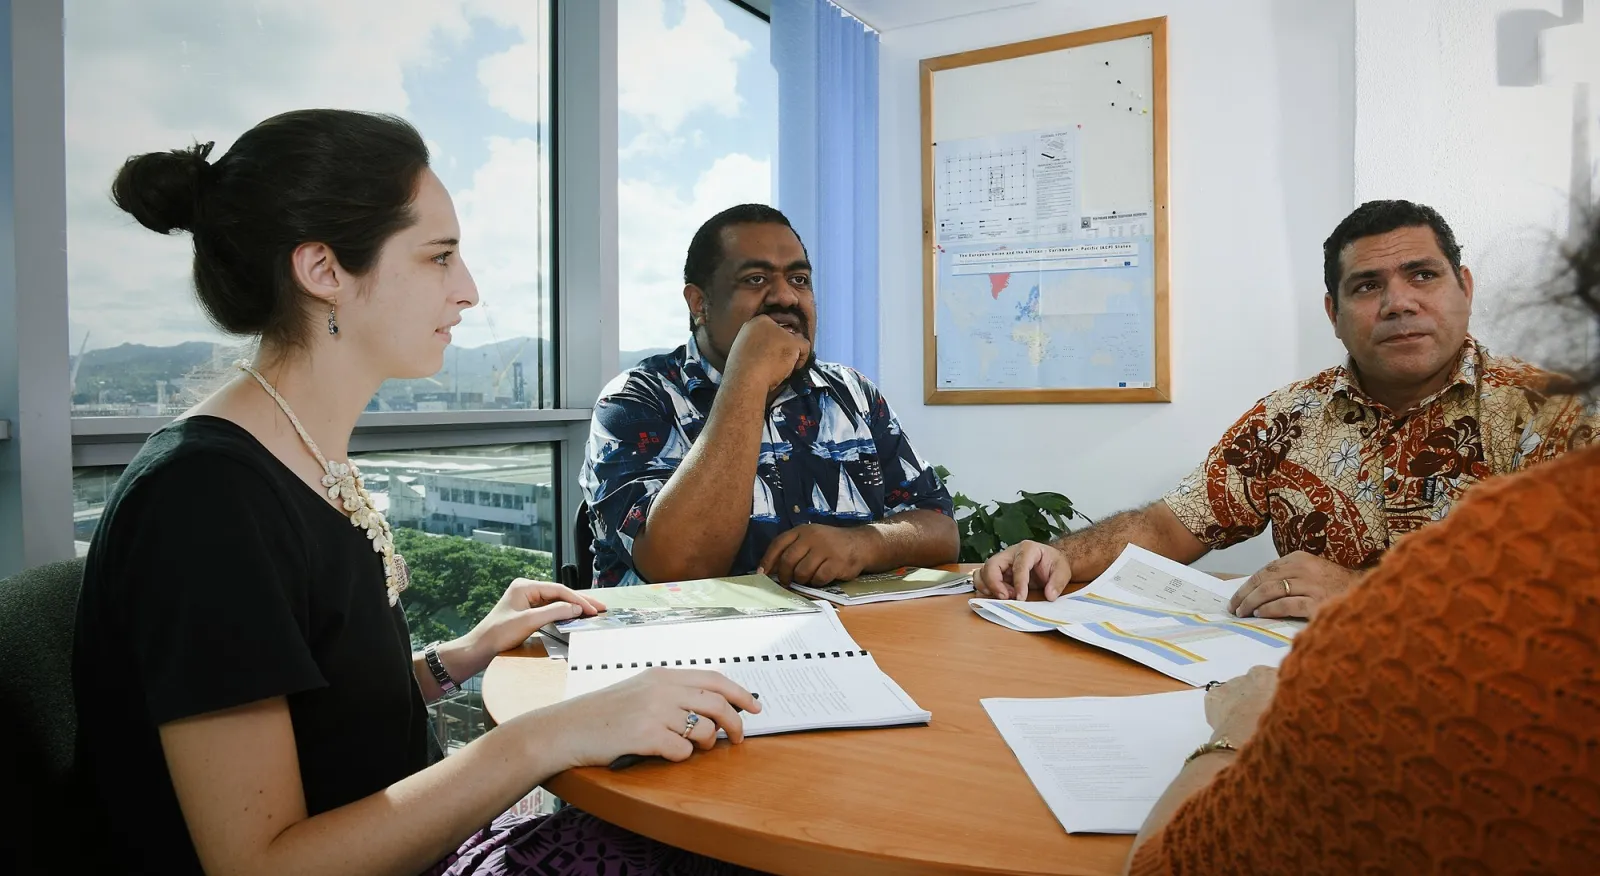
[483,575,1189,876]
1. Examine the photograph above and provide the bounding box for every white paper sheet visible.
[562,603,929,735]
[566,602,860,669]
[969,546,1304,686]
[565,655,930,735]
[982,689,1211,834]
[970,545,1234,631]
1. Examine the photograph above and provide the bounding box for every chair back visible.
[558,500,597,590]
[0,557,86,873]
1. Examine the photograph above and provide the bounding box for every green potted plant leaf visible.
[934,465,1089,563]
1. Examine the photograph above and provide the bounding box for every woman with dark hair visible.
[71,109,764,876]
[1124,212,1600,874]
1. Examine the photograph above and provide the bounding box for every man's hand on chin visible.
[1228,551,1362,620]
[757,523,879,587]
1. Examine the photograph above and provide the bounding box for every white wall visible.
[1354,0,1597,361]
[875,0,1355,574]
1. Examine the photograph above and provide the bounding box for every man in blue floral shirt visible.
[580,204,957,588]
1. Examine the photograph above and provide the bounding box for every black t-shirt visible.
[71,417,431,875]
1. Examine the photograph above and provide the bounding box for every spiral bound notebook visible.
[563,604,932,736]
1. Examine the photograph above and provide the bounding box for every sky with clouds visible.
[63,0,774,360]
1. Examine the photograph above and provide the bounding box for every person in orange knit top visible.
[1125,211,1600,876]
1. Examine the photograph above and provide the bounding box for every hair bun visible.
[111,140,215,235]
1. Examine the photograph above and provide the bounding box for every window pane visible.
[73,442,558,649]
[65,1,555,416]
[72,465,122,555]
[616,0,777,369]
[349,443,558,647]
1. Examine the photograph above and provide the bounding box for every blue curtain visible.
[771,0,880,382]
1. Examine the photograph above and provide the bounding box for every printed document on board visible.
[934,127,1081,244]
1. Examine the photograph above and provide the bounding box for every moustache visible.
[1371,321,1435,343]
[762,308,811,339]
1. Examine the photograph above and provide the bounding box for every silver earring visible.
[328,305,340,337]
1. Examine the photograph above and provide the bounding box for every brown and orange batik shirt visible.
[1162,337,1596,569]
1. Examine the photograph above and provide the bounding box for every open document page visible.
[790,566,974,606]
[983,689,1210,834]
[970,545,1305,686]
[549,574,817,639]
[564,604,930,735]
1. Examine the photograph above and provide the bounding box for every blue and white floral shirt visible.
[580,336,953,587]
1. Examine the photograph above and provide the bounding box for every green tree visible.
[394,529,556,648]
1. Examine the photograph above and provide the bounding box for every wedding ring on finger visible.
[680,711,701,738]
[1282,579,1292,597]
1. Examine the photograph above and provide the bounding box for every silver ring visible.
[680,711,700,738]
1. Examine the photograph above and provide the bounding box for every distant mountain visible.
[71,341,220,404]
[69,336,557,408]
[68,337,703,410]
[387,336,555,405]
[619,347,675,368]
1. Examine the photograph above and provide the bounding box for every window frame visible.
[0,0,620,577]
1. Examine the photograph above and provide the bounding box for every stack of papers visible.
[969,545,1304,686]
[790,566,973,606]
[983,689,1211,834]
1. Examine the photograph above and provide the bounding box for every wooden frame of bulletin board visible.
[921,17,1169,405]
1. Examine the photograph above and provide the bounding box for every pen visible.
[609,693,760,770]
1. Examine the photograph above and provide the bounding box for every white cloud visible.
[466,0,549,125]
[618,0,751,134]
[478,40,549,125]
[452,136,552,349]
[619,129,688,160]
[617,152,771,352]
[63,0,476,351]
[60,0,583,354]
[464,0,546,34]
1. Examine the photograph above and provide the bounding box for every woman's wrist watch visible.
[423,641,460,695]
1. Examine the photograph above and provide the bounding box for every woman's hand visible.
[1204,665,1279,745]
[539,668,764,769]
[457,579,607,678]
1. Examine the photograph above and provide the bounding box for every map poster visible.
[932,125,1156,392]
[921,20,1169,403]
[933,234,1156,391]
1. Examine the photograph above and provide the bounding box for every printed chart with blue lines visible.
[969,546,1307,687]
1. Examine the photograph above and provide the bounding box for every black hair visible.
[1322,200,1464,310]
[111,109,430,350]
[682,203,804,331]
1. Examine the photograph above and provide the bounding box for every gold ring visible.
[1282,579,1292,596]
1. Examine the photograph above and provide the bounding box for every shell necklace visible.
[237,361,409,606]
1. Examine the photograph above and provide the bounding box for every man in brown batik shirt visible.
[974,200,1596,619]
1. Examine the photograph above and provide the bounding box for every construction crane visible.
[68,330,90,398]
[489,337,530,399]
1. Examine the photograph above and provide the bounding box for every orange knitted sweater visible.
[1130,445,1600,875]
